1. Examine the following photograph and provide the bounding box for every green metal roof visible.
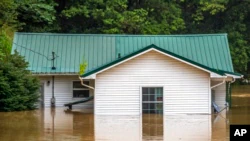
[11,33,234,75]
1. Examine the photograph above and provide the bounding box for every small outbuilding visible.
[12,33,242,115]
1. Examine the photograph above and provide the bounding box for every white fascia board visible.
[83,74,96,79]
[210,72,227,78]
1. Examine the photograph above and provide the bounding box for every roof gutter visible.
[225,73,243,79]
[210,73,238,89]
[79,76,95,90]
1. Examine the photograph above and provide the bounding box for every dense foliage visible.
[0,50,40,111]
[0,0,250,75]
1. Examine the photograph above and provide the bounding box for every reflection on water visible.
[0,110,42,141]
[0,85,249,141]
[1,107,249,141]
[143,114,163,140]
[232,85,250,107]
[43,109,94,141]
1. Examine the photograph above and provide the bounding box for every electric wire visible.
[13,42,59,60]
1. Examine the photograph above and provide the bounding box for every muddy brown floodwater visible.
[0,85,250,141]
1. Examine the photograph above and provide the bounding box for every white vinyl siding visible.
[40,76,94,108]
[95,50,210,115]
[212,83,226,109]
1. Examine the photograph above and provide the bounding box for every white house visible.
[12,33,242,115]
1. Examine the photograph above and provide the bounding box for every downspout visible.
[211,78,226,89]
[79,76,95,90]
[231,77,236,83]
[228,77,236,108]
[51,76,55,107]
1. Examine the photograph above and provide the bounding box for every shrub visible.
[0,50,40,111]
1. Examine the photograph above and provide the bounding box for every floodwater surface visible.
[0,85,250,141]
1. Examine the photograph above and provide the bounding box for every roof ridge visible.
[15,32,227,37]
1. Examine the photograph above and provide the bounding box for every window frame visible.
[140,86,164,115]
[72,80,90,98]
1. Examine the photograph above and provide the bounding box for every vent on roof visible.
[118,53,121,59]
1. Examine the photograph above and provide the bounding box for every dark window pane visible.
[142,88,148,94]
[149,95,155,101]
[143,95,148,101]
[149,103,155,109]
[73,81,89,88]
[149,88,155,94]
[143,103,149,109]
[73,90,89,98]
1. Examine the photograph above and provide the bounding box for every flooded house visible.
[11,33,242,115]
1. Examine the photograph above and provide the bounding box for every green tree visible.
[0,50,40,111]
[0,0,17,30]
[57,0,185,34]
[16,0,58,32]
[178,0,250,74]
[0,0,17,56]
[0,31,12,60]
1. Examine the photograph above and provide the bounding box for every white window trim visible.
[72,80,90,98]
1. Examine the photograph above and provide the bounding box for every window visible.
[142,87,163,114]
[73,81,90,98]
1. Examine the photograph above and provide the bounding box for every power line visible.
[13,42,59,60]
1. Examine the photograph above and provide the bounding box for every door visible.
[142,87,163,114]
